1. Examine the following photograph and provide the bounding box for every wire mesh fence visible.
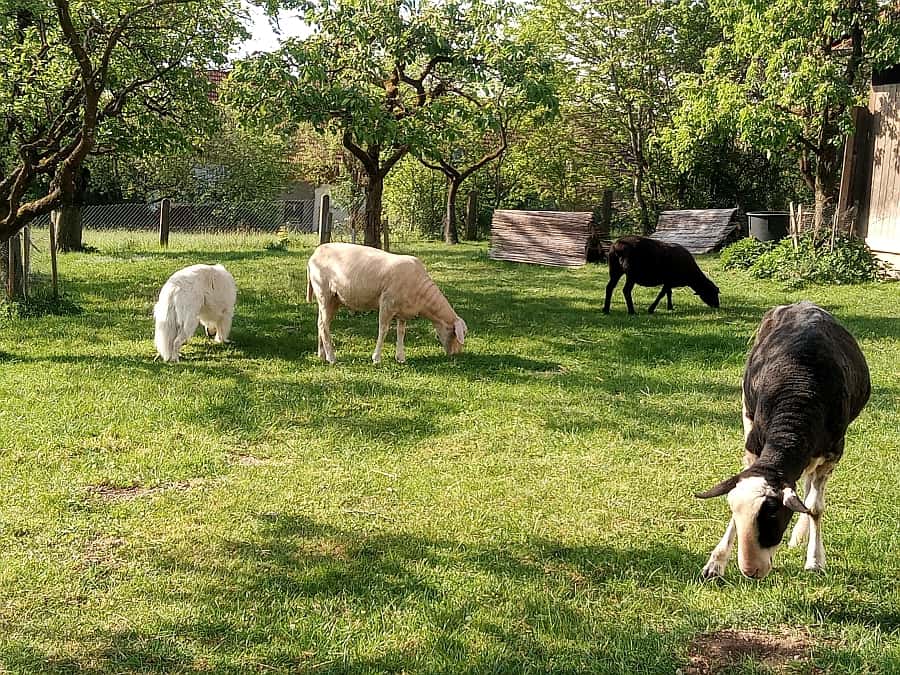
[31,199,317,235]
[9,196,422,303]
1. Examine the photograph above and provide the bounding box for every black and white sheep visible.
[602,236,720,314]
[697,301,870,579]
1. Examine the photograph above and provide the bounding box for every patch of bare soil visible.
[86,480,198,501]
[684,629,819,674]
[82,535,126,567]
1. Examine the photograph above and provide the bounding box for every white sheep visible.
[154,263,236,363]
[306,243,467,364]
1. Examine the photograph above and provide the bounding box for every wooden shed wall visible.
[848,83,900,273]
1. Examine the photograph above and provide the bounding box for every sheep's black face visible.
[698,285,720,308]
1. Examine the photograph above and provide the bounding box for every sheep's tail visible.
[306,276,314,303]
[153,297,179,362]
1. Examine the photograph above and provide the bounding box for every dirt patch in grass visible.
[82,535,126,567]
[685,629,818,674]
[87,480,200,501]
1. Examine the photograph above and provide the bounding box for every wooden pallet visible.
[652,208,742,254]
[489,210,595,267]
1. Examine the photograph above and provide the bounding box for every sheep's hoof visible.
[804,559,826,573]
[372,354,382,364]
[701,560,726,580]
[601,308,610,315]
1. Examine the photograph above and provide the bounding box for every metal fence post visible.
[159,198,171,247]
[50,211,59,299]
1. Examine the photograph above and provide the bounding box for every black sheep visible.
[602,236,720,314]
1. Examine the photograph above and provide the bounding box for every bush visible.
[720,237,776,270]
[720,234,884,287]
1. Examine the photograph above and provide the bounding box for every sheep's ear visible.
[782,487,810,514]
[696,474,741,499]
[454,317,467,344]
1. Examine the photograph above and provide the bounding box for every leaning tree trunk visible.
[55,204,84,253]
[363,175,385,248]
[443,177,461,245]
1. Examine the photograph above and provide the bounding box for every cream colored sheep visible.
[306,243,467,364]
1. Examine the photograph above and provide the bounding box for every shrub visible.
[721,234,884,287]
[720,237,776,270]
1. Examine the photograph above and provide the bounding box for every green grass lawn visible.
[0,232,897,673]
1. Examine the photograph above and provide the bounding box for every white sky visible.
[233,2,311,58]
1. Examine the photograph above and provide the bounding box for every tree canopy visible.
[668,0,900,225]
[0,0,245,242]
[229,0,556,248]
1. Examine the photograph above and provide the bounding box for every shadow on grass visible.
[0,513,705,673]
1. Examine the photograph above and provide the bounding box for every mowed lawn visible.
[0,233,897,673]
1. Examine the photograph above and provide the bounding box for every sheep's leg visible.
[214,310,233,344]
[395,319,406,363]
[372,306,394,364]
[172,314,200,361]
[788,473,813,547]
[702,518,737,579]
[622,278,636,315]
[648,286,668,313]
[602,259,623,313]
[666,287,674,311]
[803,463,834,571]
[317,296,338,364]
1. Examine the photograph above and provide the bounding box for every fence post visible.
[318,193,331,244]
[22,226,30,300]
[383,216,390,252]
[159,198,171,247]
[50,211,59,300]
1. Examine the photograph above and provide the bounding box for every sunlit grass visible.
[0,233,897,673]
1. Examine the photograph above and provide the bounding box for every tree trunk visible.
[633,169,651,235]
[55,204,84,252]
[464,189,478,241]
[363,175,384,248]
[444,177,461,244]
[3,233,24,300]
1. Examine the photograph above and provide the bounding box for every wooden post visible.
[318,193,331,244]
[599,189,613,238]
[50,211,59,299]
[22,226,30,300]
[159,198,171,247]
[383,216,390,252]
[464,190,479,240]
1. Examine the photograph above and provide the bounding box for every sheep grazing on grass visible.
[602,236,720,314]
[154,264,236,363]
[306,243,467,364]
[697,301,870,579]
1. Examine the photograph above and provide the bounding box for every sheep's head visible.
[435,316,467,355]
[696,278,720,308]
[697,472,808,578]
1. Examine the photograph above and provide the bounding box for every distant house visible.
[840,65,900,273]
[204,69,230,102]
